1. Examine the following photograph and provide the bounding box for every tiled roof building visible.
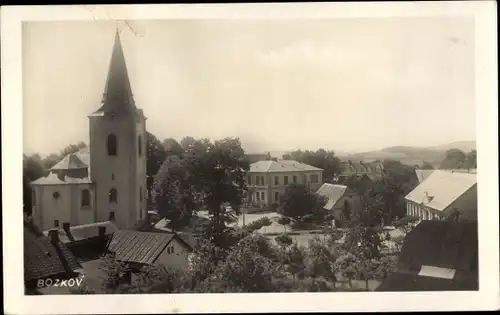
[316,183,363,227]
[405,170,477,221]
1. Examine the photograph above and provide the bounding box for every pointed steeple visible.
[96,29,135,114]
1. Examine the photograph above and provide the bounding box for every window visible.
[275,192,279,202]
[284,176,289,185]
[310,174,319,183]
[109,212,115,221]
[261,176,265,186]
[111,173,115,180]
[138,135,142,156]
[261,192,265,202]
[81,189,91,207]
[248,176,252,185]
[52,191,60,200]
[256,192,260,201]
[109,188,118,203]
[167,246,175,254]
[54,220,59,227]
[274,176,279,185]
[293,175,297,183]
[255,176,260,186]
[107,134,117,156]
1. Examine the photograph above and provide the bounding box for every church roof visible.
[50,148,89,170]
[31,172,92,185]
[91,30,136,116]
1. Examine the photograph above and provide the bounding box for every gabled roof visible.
[249,160,322,173]
[24,227,82,282]
[415,169,435,183]
[107,230,192,265]
[30,172,93,185]
[50,153,87,170]
[405,170,477,211]
[42,221,118,244]
[316,183,349,210]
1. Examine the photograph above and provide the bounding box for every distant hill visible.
[337,141,476,167]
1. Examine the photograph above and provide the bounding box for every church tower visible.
[88,30,147,229]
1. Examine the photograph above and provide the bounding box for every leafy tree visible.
[277,216,291,233]
[283,149,341,183]
[23,175,33,215]
[23,154,48,182]
[275,234,293,248]
[465,149,477,169]
[182,137,250,247]
[332,253,360,288]
[100,254,131,293]
[146,132,168,204]
[282,243,307,280]
[305,236,338,283]
[280,184,328,223]
[162,138,184,157]
[153,156,200,231]
[180,136,197,150]
[440,148,467,169]
[205,234,284,292]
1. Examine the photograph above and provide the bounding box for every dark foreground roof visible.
[376,271,478,291]
[376,220,478,292]
[107,230,192,265]
[24,227,82,282]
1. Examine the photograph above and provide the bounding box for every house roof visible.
[415,169,435,183]
[30,172,93,185]
[377,220,478,291]
[316,183,348,210]
[42,221,118,244]
[340,160,384,174]
[107,230,192,265]
[397,220,478,272]
[24,227,82,282]
[249,160,322,173]
[405,170,477,211]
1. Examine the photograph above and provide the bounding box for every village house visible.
[415,168,477,184]
[316,183,363,227]
[107,230,193,273]
[246,160,323,208]
[30,30,148,231]
[405,170,477,222]
[338,160,385,180]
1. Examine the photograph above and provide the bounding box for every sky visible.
[23,18,476,157]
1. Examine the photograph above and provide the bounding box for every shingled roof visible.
[24,227,82,282]
[249,160,322,173]
[42,221,118,244]
[107,230,192,265]
[316,183,349,210]
[376,220,478,291]
[405,170,477,211]
[30,172,93,185]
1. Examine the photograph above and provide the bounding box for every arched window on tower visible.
[109,188,118,203]
[138,135,142,156]
[107,134,117,156]
[81,189,91,207]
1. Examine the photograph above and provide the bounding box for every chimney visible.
[48,229,59,245]
[62,222,70,232]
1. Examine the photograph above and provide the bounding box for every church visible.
[30,30,147,231]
